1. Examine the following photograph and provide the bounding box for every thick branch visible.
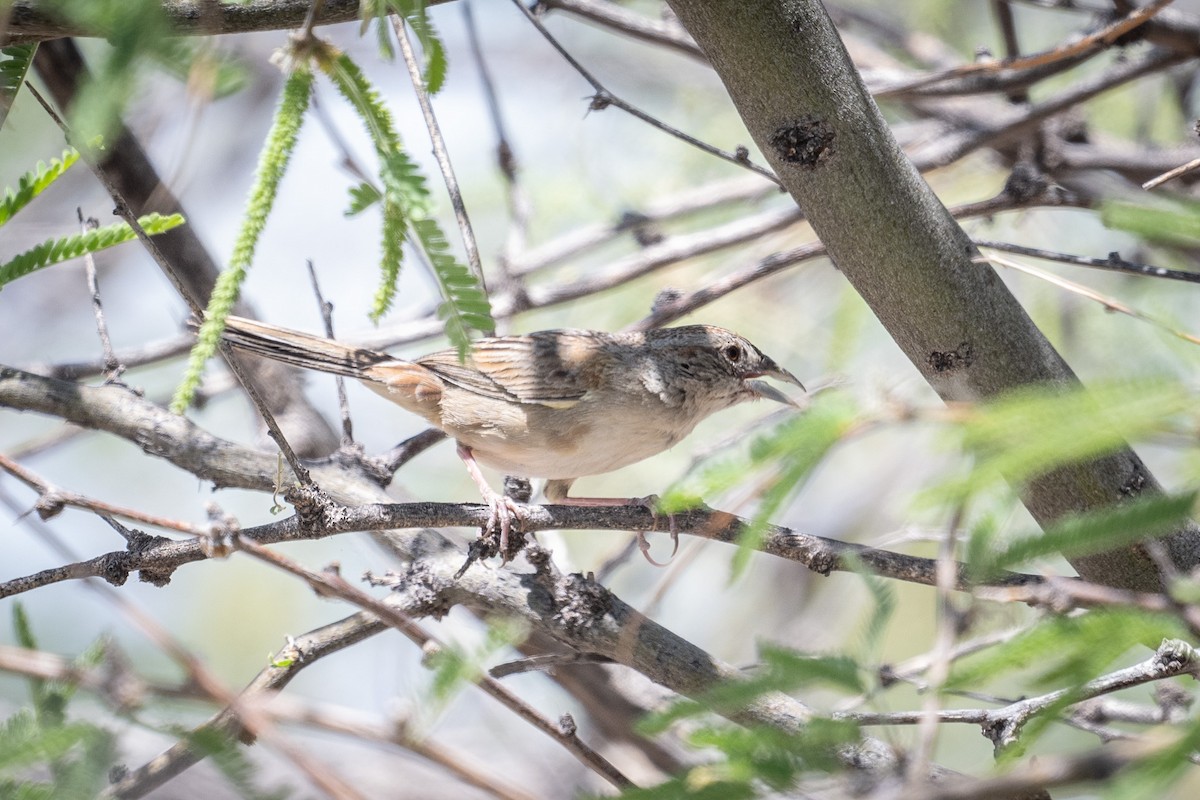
[664,0,1200,591]
[4,0,381,42]
[0,365,1043,600]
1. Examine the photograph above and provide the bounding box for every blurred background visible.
[4,1,1200,796]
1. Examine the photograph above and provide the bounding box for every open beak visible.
[744,358,806,407]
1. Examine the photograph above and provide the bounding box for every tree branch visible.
[663,0,1200,591]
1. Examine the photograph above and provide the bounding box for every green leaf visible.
[689,718,859,781]
[320,48,489,339]
[320,51,402,158]
[844,554,896,663]
[51,0,174,142]
[659,392,856,578]
[1102,198,1200,247]
[425,618,527,713]
[419,219,494,350]
[932,380,1193,504]
[345,182,383,217]
[974,492,1198,579]
[359,0,396,60]
[948,609,1187,693]
[11,603,36,651]
[640,645,862,736]
[1103,715,1200,800]
[172,66,312,414]
[620,719,860,797]
[0,710,112,800]
[185,728,288,800]
[388,0,448,94]
[0,149,80,228]
[950,611,1189,760]
[0,42,38,130]
[150,39,250,99]
[0,213,184,289]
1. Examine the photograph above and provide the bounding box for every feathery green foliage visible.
[424,618,527,721]
[947,613,1190,759]
[1,607,116,800]
[931,379,1194,504]
[1102,197,1200,247]
[0,713,114,799]
[185,728,289,800]
[150,39,250,100]
[661,391,858,577]
[42,0,173,141]
[642,645,863,736]
[0,213,184,290]
[320,49,491,345]
[321,51,409,320]
[1105,715,1200,800]
[359,0,448,92]
[389,0,448,93]
[948,610,1187,694]
[969,492,1198,580]
[419,219,495,347]
[0,149,80,228]
[631,645,862,798]
[615,718,860,799]
[848,556,896,664]
[0,42,37,129]
[345,182,384,217]
[172,66,313,414]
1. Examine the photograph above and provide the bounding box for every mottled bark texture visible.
[666,0,1200,590]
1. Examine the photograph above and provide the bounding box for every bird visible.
[217,315,804,557]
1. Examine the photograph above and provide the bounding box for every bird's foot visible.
[484,490,529,562]
[630,495,679,567]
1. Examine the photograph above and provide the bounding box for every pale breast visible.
[436,385,697,480]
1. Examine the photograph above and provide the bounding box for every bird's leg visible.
[543,480,678,566]
[456,444,526,558]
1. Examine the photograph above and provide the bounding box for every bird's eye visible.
[723,344,743,362]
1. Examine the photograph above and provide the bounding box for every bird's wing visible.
[416,331,604,407]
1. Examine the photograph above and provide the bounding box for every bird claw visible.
[484,493,528,562]
[632,494,679,566]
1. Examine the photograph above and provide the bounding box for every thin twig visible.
[923,47,1185,168]
[840,640,1199,749]
[24,84,203,315]
[233,536,636,790]
[909,503,968,784]
[510,0,781,186]
[253,695,539,800]
[392,14,489,300]
[25,83,316,485]
[306,260,353,445]
[975,240,1200,284]
[1142,153,1200,189]
[22,332,196,381]
[979,252,1200,345]
[301,0,328,41]
[0,452,210,536]
[462,0,529,288]
[377,427,448,475]
[893,0,1174,97]
[77,208,123,382]
[539,0,704,62]
[990,0,1029,104]
[0,484,357,800]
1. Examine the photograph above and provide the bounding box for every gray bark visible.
[665,0,1200,591]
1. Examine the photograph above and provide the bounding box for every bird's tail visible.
[218,316,393,380]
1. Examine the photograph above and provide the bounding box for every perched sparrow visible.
[219,316,804,554]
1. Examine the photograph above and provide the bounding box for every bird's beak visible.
[744,357,806,407]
